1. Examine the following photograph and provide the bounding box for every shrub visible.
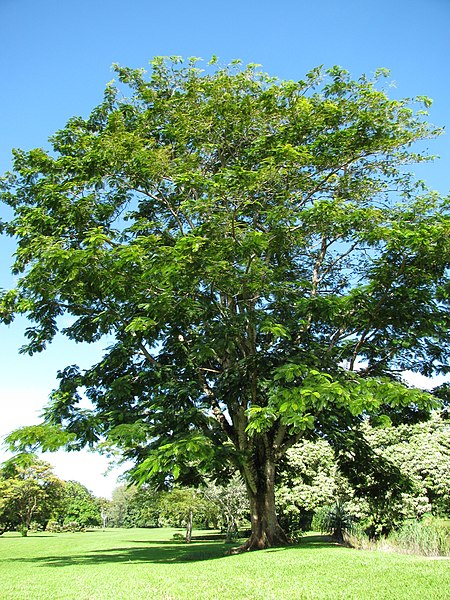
[46,520,63,533]
[288,529,304,544]
[312,501,355,542]
[46,520,85,533]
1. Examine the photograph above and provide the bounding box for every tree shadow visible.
[265,533,343,553]
[299,533,340,548]
[5,539,232,568]
[4,532,340,568]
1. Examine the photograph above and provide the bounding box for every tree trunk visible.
[235,450,289,552]
[185,509,193,543]
[101,509,108,529]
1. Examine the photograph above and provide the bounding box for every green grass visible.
[0,528,448,599]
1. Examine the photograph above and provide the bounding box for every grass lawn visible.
[0,528,448,599]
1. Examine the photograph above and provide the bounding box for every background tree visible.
[0,457,64,536]
[108,485,141,528]
[54,480,102,527]
[275,411,450,536]
[276,439,341,532]
[358,412,450,528]
[2,57,448,550]
[202,475,249,541]
[158,487,213,542]
[108,484,161,528]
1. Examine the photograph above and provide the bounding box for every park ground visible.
[0,528,448,600]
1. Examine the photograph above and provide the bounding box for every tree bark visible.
[234,448,289,552]
[185,509,193,543]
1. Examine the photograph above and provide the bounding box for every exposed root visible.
[227,530,290,554]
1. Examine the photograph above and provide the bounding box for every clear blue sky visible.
[1,0,449,497]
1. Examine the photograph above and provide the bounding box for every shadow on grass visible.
[5,539,230,567]
[264,533,343,553]
[5,533,339,567]
[300,533,341,548]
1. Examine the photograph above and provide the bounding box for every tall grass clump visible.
[385,516,450,556]
[313,506,450,557]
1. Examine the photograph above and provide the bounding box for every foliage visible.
[345,516,450,557]
[329,413,450,536]
[107,484,160,528]
[311,500,355,542]
[158,487,214,542]
[107,478,248,542]
[0,458,64,536]
[202,475,249,541]
[46,519,86,532]
[1,56,449,549]
[362,412,450,518]
[107,485,137,527]
[279,412,450,536]
[54,480,102,527]
[335,432,417,536]
[276,439,340,532]
[385,516,450,556]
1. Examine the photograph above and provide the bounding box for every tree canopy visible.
[54,480,103,527]
[0,457,64,536]
[1,57,449,549]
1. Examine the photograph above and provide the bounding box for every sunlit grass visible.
[0,528,448,599]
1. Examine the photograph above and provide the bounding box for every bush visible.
[46,520,63,533]
[312,501,355,542]
[46,520,85,533]
[288,530,304,544]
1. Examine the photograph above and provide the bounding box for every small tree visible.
[159,487,213,542]
[96,497,112,528]
[0,457,64,536]
[312,500,355,543]
[203,475,249,541]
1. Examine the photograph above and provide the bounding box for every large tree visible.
[1,57,449,550]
